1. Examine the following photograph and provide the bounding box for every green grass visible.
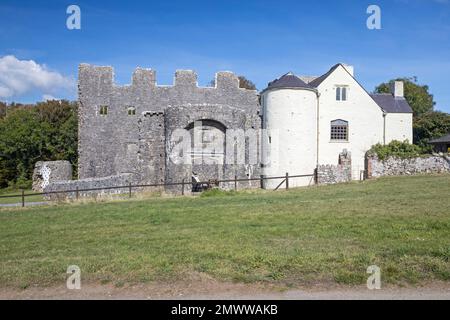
[0,189,44,205]
[0,175,449,288]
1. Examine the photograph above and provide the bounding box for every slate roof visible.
[370,94,413,113]
[264,72,314,91]
[429,133,450,144]
[308,64,341,88]
[263,64,414,114]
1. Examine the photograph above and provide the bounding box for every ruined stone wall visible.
[43,173,133,200]
[32,161,73,192]
[316,149,352,185]
[78,65,261,190]
[366,154,450,178]
[164,104,261,193]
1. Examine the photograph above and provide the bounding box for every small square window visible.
[127,107,136,116]
[330,119,348,141]
[99,105,108,115]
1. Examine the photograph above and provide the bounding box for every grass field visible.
[0,175,449,289]
[0,189,44,205]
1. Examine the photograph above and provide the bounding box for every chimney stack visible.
[342,64,354,77]
[390,81,404,98]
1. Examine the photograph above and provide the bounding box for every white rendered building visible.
[261,63,413,188]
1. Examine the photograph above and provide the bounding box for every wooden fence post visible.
[76,186,79,200]
[181,179,185,195]
[129,182,132,198]
[285,172,289,190]
[260,175,264,189]
[21,189,25,207]
[234,175,237,191]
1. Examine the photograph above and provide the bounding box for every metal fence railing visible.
[0,172,317,207]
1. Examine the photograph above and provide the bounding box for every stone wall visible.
[43,173,133,200]
[32,161,73,192]
[164,104,261,193]
[316,149,352,185]
[366,154,450,178]
[78,64,261,193]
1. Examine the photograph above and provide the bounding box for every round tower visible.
[261,72,318,188]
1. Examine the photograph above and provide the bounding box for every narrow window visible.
[330,119,348,141]
[99,105,108,115]
[341,87,347,101]
[336,86,347,101]
[127,106,136,116]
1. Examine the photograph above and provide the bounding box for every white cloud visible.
[42,94,59,101]
[0,55,75,99]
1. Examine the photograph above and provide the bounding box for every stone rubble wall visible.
[316,164,352,185]
[316,149,352,185]
[43,173,134,200]
[366,154,450,178]
[32,161,73,192]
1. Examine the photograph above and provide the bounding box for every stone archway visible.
[186,119,226,183]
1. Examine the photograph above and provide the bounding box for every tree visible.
[375,77,435,116]
[35,100,78,164]
[0,100,78,188]
[209,75,257,90]
[0,108,44,188]
[413,111,450,150]
[0,102,6,118]
[237,76,257,90]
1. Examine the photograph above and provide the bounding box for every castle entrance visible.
[187,120,226,184]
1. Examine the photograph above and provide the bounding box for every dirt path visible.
[1,280,449,300]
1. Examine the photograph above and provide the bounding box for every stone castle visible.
[77,64,262,192]
[38,62,415,196]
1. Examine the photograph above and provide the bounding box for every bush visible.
[367,140,423,160]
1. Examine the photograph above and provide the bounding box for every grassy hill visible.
[0,175,449,288]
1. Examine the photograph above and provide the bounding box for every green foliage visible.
[368,140,423,160]
[237,76,257,90]
[0,100,78,188]
[413,111,450,150]
[0,102,6,119]
[375,77,435,116]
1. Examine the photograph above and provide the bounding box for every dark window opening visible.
[330,119,348,141]
[99,105,108,115]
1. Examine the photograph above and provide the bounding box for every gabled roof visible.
[370,94,413,113]
[308,64,341,88]
[264,72,315,91]
[308,63,414,114]
[263,64,414,114]
[429,133,450,144]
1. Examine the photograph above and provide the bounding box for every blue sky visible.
[0,0,449,112]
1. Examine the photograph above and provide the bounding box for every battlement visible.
[78,64,246,91]
[77,63,261,188]
[132,68,156,87]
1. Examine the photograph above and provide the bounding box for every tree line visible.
[0,100,78,189]
[0,77,449,189]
